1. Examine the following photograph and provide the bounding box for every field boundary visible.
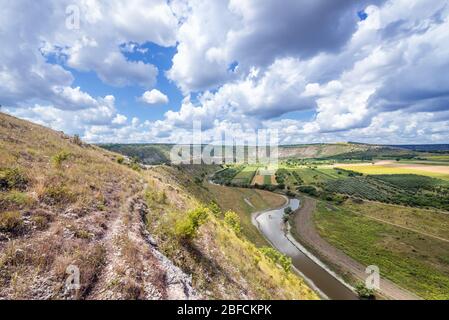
[357,213,449,244]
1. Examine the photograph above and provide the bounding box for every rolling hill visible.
[100,142,423,165]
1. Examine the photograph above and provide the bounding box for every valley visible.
[202,154,449,299]
[2,112,449,300]
[0,113,317,300]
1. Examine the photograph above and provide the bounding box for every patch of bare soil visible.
[252,175,265,185]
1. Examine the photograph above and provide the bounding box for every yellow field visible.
[336,164,449,181]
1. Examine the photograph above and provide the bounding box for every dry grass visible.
[0,113,141,299]
[0,112,317,300]
[142,166,318,300]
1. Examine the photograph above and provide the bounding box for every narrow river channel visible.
[254,198,358,300]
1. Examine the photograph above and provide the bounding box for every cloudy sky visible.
[1,0,449,144]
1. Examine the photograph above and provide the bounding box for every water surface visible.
[255,198,357,300]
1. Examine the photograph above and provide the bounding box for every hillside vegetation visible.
[0,113,317,300]
[140,165,317,299]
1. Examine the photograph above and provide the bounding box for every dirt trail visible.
[87,184,198,300]
[293,197,421,300]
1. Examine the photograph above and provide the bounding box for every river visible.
[254,198,358,300]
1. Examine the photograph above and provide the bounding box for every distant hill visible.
[101,142,419,164]
[388,144,449,152]
[278,143,375,159]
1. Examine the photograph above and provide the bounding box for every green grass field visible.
[288,168,347,185]
[232,166,258,185]
[314,200,449,299]
[343,201,449,240]
[263,175,272,185]
[423,155,449,161]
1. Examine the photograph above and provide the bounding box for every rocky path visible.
[86,184,198,300]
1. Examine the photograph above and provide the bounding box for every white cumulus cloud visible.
[140,89,169,105]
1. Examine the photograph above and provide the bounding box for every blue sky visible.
[1,0,449,144]
[71,42,184,124]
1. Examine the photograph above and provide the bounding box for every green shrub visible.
[174,207,209,240]
[128,157,141,171]
[0,191,34,208]
[52,151,71,168]
[42,184,75,205]
[145,189,167,206]
[75,229,92,240]
[260,247,292,272]
[130,164,140,171]
[72,134,82,146]
[117,156,125,164]
[0,211,24,234]
[224,210,241,234]
[0,168,28,191]
[297,185,319,197]
[31,215,49,230]
[194,176,203,184]
[286,190,296,197]
[355,283,375,299]
[208,201,221,216]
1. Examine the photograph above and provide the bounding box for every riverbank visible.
[291,196,421,300]
[252,197,357,300]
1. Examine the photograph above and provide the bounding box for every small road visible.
[293,196,421,300]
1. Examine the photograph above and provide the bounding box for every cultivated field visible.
[251,166,277,186]
[335,161,449,181]
[231,166,258,185]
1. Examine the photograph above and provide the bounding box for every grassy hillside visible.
[206,183,285,247]
[0,113,317,300]
[0,113,161,299]
[141,165,317,299]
